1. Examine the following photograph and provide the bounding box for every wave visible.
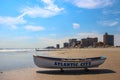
[0,48,35,52]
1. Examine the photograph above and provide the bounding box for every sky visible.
[0,0,120,48]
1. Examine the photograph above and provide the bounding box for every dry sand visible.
[0,48,120,80]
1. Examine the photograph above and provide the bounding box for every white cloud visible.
[109,21,119,26]
[68,0,114,9]
[99,20,119,27]
[0,14,26,29]
[103,10,120,15]
[73,23,80,29]
[25,25,45,31]
[22,0,64,18]
[41,0,63,12]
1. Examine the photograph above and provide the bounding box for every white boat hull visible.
[33,55,106,69]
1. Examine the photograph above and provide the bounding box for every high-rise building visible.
[63,42,69,48]
[103,33,114,46]
[81,37,98,47]
[69,39,77,48]
[56,44,60,49]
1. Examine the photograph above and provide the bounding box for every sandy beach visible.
[0,48,120,80]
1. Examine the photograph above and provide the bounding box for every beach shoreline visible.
[0,48,120,80]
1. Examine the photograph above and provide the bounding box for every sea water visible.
[0,48,49,71]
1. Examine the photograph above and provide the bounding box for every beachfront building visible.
[76,40,81,48]
[69,39,77,48]
[63,42,69,48]
[61,33,114,48]
[103,33,114,46]
[81,37,98,48]
[68,39,81,48]
[94,42,105,48]
[63,38,98,48]
[56,44,60,49]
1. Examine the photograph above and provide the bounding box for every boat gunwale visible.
[33,55,106,62]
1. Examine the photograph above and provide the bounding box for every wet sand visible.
[0,48,120,80]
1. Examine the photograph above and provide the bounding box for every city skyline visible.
[0,0,120,48]
[62,32,114,48]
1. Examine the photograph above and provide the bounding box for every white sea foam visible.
[0,48,35,52]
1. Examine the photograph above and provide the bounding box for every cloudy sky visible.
[0,0,120,48]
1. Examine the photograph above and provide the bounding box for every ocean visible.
[0,48,49,71]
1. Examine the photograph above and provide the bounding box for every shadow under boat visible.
[36,69,116,75]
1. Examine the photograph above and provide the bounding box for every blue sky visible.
[0,0,120,48]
